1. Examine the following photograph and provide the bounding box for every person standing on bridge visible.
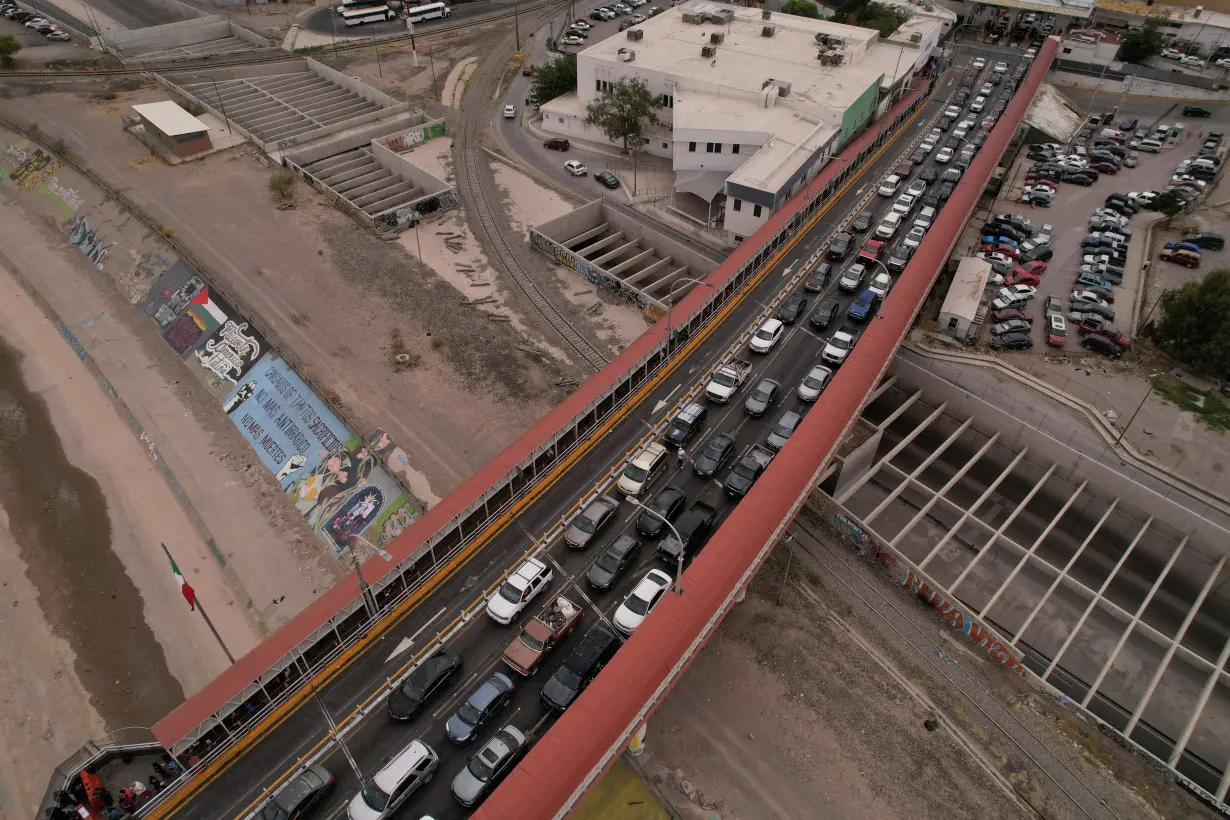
[677,447,687,469]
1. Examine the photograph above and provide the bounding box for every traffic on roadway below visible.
[174,41,1028,820]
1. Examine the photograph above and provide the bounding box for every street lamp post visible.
[624,496,685,595]
[663,277,713,353]
[345,534,393,619]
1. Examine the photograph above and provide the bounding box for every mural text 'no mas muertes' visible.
[222,354,418,557]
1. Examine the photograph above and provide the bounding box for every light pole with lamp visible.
[624,496,685,596]
[663,277,713,354]
[344,533,393,619]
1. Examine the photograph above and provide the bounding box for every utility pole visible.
[515,3,521,52]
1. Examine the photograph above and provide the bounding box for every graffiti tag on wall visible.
[382,120,447,153]
[529,229,650,310]
[833,510,1029,679]
[68,215,115,268]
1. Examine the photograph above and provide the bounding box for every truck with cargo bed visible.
[705,358,752,403]
[656,500,718,565]
[502,595,582,676]
[723,444,775,498]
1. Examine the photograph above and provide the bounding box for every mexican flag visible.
[169,554,196,611]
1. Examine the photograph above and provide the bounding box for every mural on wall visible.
[382,120,447,153]
[367,428,422,542]
[529,229,651,310]
[222,354,419,555]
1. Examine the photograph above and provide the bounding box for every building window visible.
[732,199,741,212]
[662,142,668,149]
[732,144,740,154]
[753,204,762,217]
[660,93,673,108]
[689,141,696,152]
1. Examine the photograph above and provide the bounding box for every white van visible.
[617,441,668,497]
[875,212,904,239]
[347,741,438,820]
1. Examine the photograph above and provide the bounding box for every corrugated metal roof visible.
[941,257,992,322]
[133,101,208,137]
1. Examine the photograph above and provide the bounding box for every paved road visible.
[162,38,1024,820]
[40,0,198,32]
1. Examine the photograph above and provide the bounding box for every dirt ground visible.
[642,510,1215,820]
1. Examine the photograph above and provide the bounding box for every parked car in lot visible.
[1184,232,1224,250]
[1046,313,1066,347]
[1081,334,1125,359]
[991,332,1033,351]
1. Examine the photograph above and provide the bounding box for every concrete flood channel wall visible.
[811,359,1230,818]
[101,15,272,60]
[0,126,423,583]
[284,113,456,233]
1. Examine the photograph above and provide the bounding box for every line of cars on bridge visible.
[253,49,1027,820]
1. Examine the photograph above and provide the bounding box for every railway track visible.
[451,13,610,372]
[0,0,568,78]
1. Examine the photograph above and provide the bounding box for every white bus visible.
[335,0,372,12]
[341,4,396,25]
[405,2,451,24]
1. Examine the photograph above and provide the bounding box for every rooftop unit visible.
[627,28,644,40]
[710,31,724,44]
[701,44,716,58]
[618,47,636,62]
[681,11,704,24]
[762,25,775,37]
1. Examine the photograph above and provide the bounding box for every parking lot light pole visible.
[664,277,713,353]
[624,497,685,596]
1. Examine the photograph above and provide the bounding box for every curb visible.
[901,340,1230,517]
[0,243,263,634]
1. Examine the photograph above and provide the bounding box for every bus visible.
[341,4,396,25]
[336,0,375,12]
[405,2,451,24]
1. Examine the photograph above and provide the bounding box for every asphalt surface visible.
[165,35,1026,820]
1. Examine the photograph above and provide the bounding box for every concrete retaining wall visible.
[1049,70,1228,101]
[307,57,403,110]
[282,112,435,166]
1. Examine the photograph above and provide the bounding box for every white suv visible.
[617,441,667,496]
[347,741,438,820]
[486,557,553,624]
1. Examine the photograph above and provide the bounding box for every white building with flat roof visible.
[540,0,954,243]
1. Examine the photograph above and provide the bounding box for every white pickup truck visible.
[822,325,860,366]
[705,358,752,403]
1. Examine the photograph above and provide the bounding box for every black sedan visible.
[595,171,620,189]
[1184,232,1224,250]
[828,232,854,260]
[918,166,939,183]
[776,292,808,324]
[804,263,832,292]
[851,210,874,232]
[257,765,334,820]
[809,299,840,331]
[1081,335,1124,359]
[586,534,641,590]
[387,649,463,720]
[692,432,736,478]
[635,486,686,537]
[991,332,1033,351]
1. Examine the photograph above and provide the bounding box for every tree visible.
[1151,189,1188,218]
[529,54,577,107]
[584,77,660,154]
[831,0,912,38]
[0,34,21,69]
[1118,17,1166,64]
[780,0,821,19]
[1153,269,1230,376]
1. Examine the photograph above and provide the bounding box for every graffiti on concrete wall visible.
[381,120,447,153]
[832,509,1030,679]
[68,214,116,268]
[1,142,85,216]
[368,428,422,542]
[530,230,650,310]
[222,354,418,556]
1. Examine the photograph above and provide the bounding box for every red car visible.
[522,63,534,76]
[1004,271,1040,287]
[1077,321,1130,347]
[1045,314,1067,347]
[858,239,884,262]
[894,161,913,177]
[1090,162,1118,175]
[990,307,1033,324]
[1016,260,1048,276]
[982,243,1019,259]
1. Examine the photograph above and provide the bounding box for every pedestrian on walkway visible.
[676,447,686,468]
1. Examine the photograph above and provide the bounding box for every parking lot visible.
[969,109,1224,357]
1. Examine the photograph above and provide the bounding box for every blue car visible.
[1082,235,1117,248]
[1075,273,1109,289]
[1164,241,1202,255]
[847,289,878,322]
[1119,117,1138,131]
[981,234,1019,248]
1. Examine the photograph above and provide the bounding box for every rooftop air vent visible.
[627,28,644,40]
[681,11,703,23]
[702,45,716,58]
[762,8,771,19]
[710,31,724,44]
[762,25,775,37]
[618,47,636,61]
[910,31,921,42]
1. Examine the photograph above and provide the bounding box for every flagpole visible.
[161,543,236,664]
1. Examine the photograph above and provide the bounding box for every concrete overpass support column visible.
[1080,536,1190,710]
[947,463,1058,593]
[1170,618,1230,770]
[889,432,1000,549]
[1043,518,1153,679]
[863,418,974,526]
[915,449,1029,568]
[834,402,947,506]
[1124,556,1226,736]
[976,481,1089,618]
[1014,499,1119,643]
